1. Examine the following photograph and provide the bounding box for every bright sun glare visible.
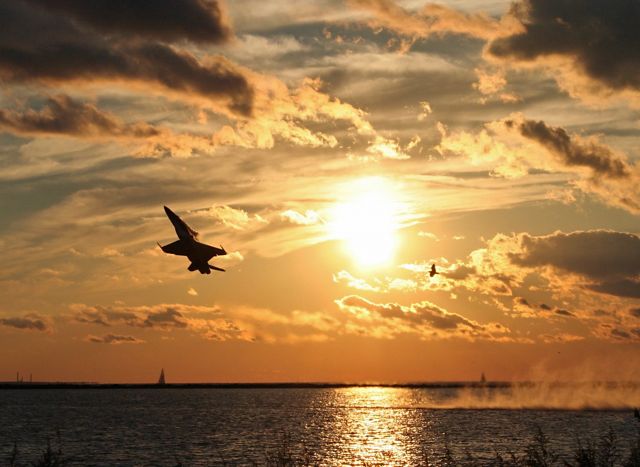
[329,178,401,267]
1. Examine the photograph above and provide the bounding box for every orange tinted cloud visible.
[86,334,145,345]
[335,294,513,341]
[437,114,640,213]
[347,0,520,41]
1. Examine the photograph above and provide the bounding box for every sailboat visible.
[480,372,486,384]
[158,368,166,385]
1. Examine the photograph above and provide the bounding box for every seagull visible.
[429,264,439,278]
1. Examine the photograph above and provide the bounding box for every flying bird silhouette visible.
[429,264,439,278]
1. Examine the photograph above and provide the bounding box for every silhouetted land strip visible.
[0,381,511,389]
[1,381,638,390]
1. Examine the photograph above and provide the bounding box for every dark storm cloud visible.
[511,230,640,280]
[24,0,232,44]
[0,1,253,116]
[509,230,640,298]
[0,315,49,331]
[0,95,160,138]
[87,333,144,344]
[487,0,640,94]
[506,118,631,179]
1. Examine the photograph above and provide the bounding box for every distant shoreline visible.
[1,381,638,390]
[0,381,509,389]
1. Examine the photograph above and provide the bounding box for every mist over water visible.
[2,386,639,465]
[425,382,640,410]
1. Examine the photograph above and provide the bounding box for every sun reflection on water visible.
[331,386,427,465]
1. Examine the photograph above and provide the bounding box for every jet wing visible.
[159,240,189,256]
[164,206,198,241]
[194,241,226,261]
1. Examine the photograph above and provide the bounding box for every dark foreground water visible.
[1,386,639,465]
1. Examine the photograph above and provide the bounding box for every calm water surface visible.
[0,387,637,465]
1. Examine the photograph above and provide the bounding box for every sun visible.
[329,177,401,267]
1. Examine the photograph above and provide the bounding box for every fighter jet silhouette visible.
[158,206,227,274]
[429,264,439,278]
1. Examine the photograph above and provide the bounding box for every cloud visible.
[141,308,189,329]
[98,248,124,258]
[333,269,421,293]
[399,258,514,298]
[509,230,640,298]
[417,231,439,241]
[183,317,256,342]
[205,205,268,230]
[25,0,232,44]
[0,1,393,156]
[393,229,639,342]
[539,333,585,344]
[485,0,640,104]
[464,230,640,300]
[72,304,198,330]
[335,295,512,341]
[347,0,520,41]
[0,1,253,115]
[229,307,341,344]
[70,303,339,344]
[507,118,632,179]
[437,114,640,213]
[348,0,640,105]
[187,288,198,296]
[0,94,270,158]
[417,101,432,121]
[280,209,322,226]
[598,325,640,343]
[86,333,145,344]
[333,270,381,292]
[472,68,520,103]
[0,314,50,332]
[512,296,574,319]
[0,95,161,139]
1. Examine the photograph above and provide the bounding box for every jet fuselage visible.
[159,206,227,274]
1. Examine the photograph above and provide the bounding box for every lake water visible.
[1,386,639,465]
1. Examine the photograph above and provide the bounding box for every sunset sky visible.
[1,0,639,383]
